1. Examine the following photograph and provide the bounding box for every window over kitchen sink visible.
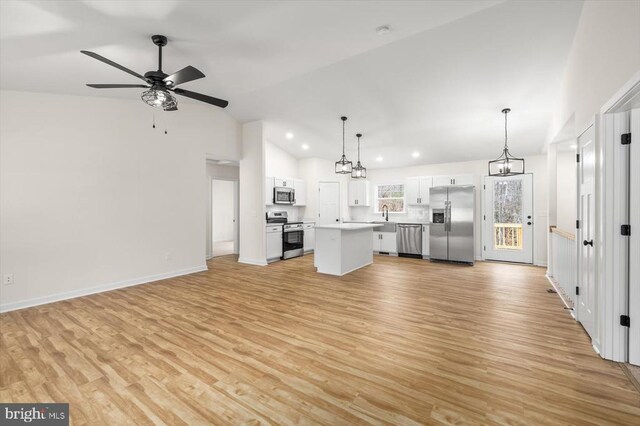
[375,183,405,213]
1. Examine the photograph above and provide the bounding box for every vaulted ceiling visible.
[0,0,583,168]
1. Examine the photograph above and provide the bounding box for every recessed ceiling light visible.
[285,132,294,140]
[376,25,390,35]
[569,144,577,149]
[302,144,309,150]
[412,152,420,158]
[376,156,383,162]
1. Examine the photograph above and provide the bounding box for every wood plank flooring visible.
[1,255,640,425]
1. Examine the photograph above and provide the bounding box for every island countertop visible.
[314,223,382,231]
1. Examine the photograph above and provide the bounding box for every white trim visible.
[237,257,268,266]
[0,265,208,313]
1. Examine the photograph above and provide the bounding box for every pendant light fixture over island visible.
[488,108,525,176]
[335,116,353,174]
[351,133,367,179]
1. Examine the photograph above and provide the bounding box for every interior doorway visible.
[318,181,340,225]
[483,174,534,263]
[211,178,238,257]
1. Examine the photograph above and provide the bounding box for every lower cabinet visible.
[266,226,283,260]
[372,232,397,254]
[422,224,430,257]
[303,223,315,252]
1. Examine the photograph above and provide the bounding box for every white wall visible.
[547,1,640,142]
[212,180,236,242]
[239,121,266,265]
[298,157,350,222]
[0,90,240,312]
[348,155,548,265]
[556,151,577,234]
[265,141,299,178]
[206,162,239,258]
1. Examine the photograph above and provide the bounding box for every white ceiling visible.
[0,0,583,168]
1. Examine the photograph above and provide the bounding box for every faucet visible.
[382,204,389,222]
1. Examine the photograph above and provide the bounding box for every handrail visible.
[550,227,576,241]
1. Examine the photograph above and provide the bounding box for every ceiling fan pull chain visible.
[152,111,156,129]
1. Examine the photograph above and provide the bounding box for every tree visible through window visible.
[376,184,404,213]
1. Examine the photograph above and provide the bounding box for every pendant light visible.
[488,108,525,176]
[351,133,367,179]
[335,116,353,174]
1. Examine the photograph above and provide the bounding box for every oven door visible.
[274,187,294,204]
[282,229,304,259]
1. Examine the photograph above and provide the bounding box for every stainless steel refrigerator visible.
[429,185,475,264]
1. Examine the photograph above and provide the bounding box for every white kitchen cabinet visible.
[406,176,433,205]
[432,174,474,187]
[265,176,274,205]
[372,232,397,254]
[274,178,294,188]
[422,224,430,257]
[348,180,370,206]
[266,226,283,260]
[303,223,315,252]
[294,179,306,206]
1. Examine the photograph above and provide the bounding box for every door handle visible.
[583,239,593,247]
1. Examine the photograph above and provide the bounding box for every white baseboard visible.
[0,265,208,313]
[238,257,268,266]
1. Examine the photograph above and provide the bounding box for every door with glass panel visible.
[483,174,533,263]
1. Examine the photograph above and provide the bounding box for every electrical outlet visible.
[3,274,14,285]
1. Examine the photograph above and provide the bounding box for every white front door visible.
[577,124,596,339]
[318,182,340,225]
[483,174,533,263]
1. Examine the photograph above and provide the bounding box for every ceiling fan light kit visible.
[488,108,525,176]
[335,116,353,174]
[81,35,228,112]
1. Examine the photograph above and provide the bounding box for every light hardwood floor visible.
[1,255,639,425]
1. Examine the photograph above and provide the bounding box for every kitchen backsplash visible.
[348,205,430,223]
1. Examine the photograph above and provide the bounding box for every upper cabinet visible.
[432,174,474,187]
[274,178,294,188]
[406,176,432,205]
[293,179,306,206]
[348,180,370,207]
[265,176,274,205]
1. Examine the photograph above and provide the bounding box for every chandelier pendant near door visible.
[352,133,367,179]
[335,116,353,174]
[488,108,525,176]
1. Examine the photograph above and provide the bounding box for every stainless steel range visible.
[266,211,304,260]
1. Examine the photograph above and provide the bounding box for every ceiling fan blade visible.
[164,66,205,87]
[172,88,228,108]
[87,84,149,89]
[81,50,147,82]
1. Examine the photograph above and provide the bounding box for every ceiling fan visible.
[81,35,228,111]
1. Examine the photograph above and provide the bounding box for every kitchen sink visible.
[373,221,397,232]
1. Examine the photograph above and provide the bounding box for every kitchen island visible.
[314,223,382,276]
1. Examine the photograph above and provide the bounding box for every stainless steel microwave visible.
[273,187,295,205]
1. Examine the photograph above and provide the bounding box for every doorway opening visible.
[211,178,238,257]
[482,174,534,263]
[206,159,239,260]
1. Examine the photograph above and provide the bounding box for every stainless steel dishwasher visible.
[397,224,423,258]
